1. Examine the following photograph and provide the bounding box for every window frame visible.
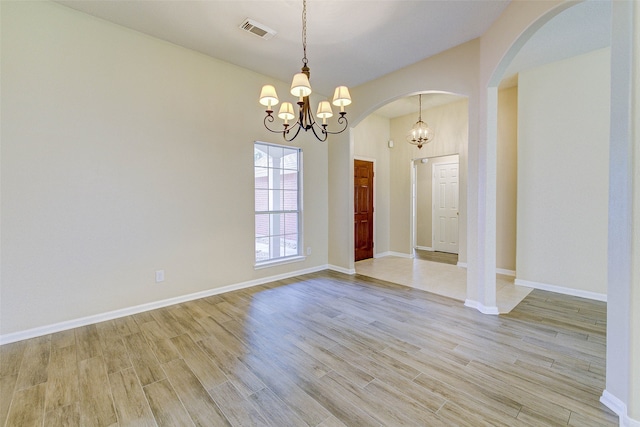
[254,141,304,268]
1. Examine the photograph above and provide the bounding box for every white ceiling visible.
[55,0,612,119]
[56,0,510,97]
[376,0,612,118]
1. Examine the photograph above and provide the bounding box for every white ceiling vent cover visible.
[239,19,276,40]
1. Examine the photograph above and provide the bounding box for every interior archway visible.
[480,1,637,422]
[470,0,613,309]
[351,91,475,302]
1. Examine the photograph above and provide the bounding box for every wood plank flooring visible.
[0,270,617,426]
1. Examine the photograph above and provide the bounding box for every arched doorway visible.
[478,1,637,423]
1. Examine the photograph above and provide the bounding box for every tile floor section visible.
[355,256,533,313]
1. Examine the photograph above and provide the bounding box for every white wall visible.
[353,114,391,255]
[516,48,610,296]
[0,1,329,337]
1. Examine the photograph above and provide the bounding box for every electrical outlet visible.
[155,270,165,283]
[307,247,312,255]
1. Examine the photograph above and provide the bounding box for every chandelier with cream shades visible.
[407,94,434,149]
[258,0,351,142]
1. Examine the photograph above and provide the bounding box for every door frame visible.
[410,158,424,257]
[354,156,376,258]
[410,154,459,257]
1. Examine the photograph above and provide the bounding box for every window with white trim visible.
[254,142,302,264]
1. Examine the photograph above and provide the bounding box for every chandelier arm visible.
[263,114,288,134]
[282,122,304,142]
[263,114,303,140]
[308,122,329,142]
[322,114,349,135]
[262,113,280,133]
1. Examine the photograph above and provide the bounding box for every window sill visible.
[254,255,306,270]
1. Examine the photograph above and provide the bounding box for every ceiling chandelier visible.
[407,94,434,149]
[258,0,351,142]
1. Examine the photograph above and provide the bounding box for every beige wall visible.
[497,87,518,271]
[2,1,639,420]
[516,47,610,296]
[0,1,330,335]
[353,114,391,255]
[388,99,468,255]
[415,161,432,248]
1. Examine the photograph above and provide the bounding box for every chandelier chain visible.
[302,0,308,66]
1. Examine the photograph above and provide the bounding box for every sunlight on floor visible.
[355,256,532,313]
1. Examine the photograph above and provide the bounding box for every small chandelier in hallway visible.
[258,0,351,142]
[407,94,434,149]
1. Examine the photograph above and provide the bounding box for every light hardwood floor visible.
[0,270,617,426]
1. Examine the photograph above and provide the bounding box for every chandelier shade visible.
[278,102,295,122]
[290,73,312,98]
[406,94,434,149]
[259,0,350,142]
[259,85,279,108]
[332,86,352,110]
[316,101,333,123]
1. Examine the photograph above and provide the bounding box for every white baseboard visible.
[454,263,514,278]
[415,246,434,251]
[515,278,607,302]
[327,264,356,275]
[464,299,499,315]
[0,264,329,345]
[389,251,414,258]
[496,268,516,277]
[372,251,413,259]
[601,390,640,427]
[373,251,391,258]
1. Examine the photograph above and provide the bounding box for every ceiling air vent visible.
[239,19,276,40]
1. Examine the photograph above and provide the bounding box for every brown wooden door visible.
[354,160,374,261]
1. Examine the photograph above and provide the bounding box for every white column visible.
[465,87,498,315]
[631,0,640,419]
[601,1,640,425]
